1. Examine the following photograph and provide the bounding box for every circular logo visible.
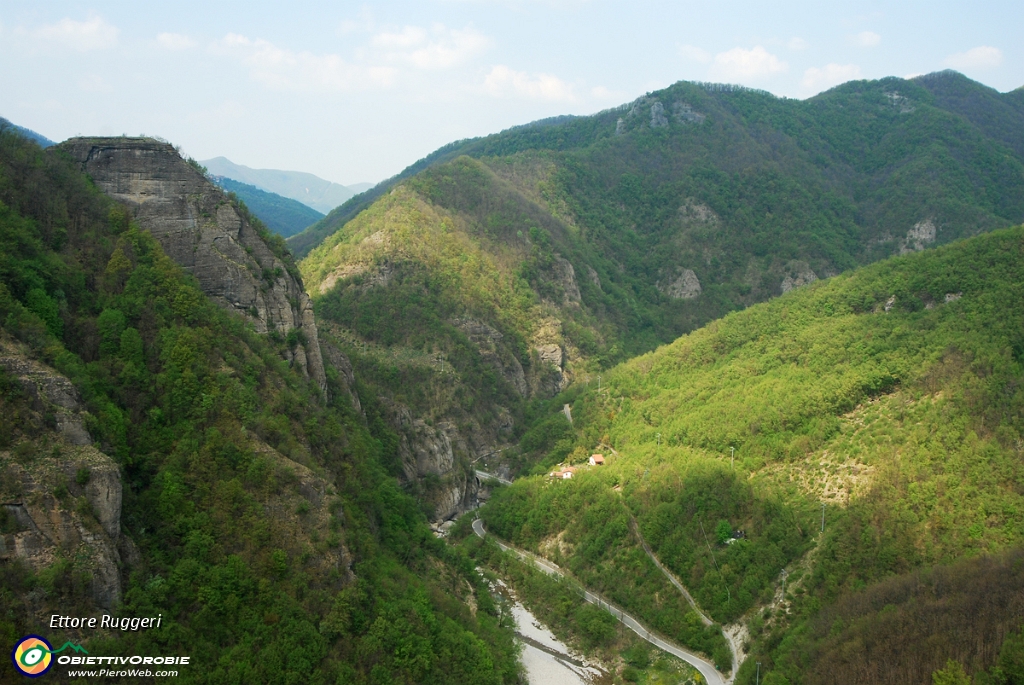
[11,635,53,678]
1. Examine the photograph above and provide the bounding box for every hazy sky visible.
[2,1,1020,186]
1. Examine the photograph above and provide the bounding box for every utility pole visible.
[821,502,826,533]
[756,662,761,685]
[730,447,734,469]
[656,432,661,447]
[597,375,601,391]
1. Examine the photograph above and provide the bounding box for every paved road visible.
[475,470,513,485]
[629,517,742,683]
[473,518,726,685]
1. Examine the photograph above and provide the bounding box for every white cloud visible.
[787,37,809,51]
[33,16,118,51]
[373,26,427,50]
[679,44,711,64]
[802,63,862,92]
[850,31,881,47]
[372,24,489,69]
[157,32,196,51]
[483,65,576,102]
[590,85,621,100]
[945,46,1003,70]
[709,46,787,82]
[217,34,397,92]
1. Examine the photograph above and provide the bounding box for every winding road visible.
[628,516,744,682]
[473,518,727,685]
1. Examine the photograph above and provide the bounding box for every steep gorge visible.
[59,137,479,524]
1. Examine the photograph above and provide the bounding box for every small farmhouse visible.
[589,454,605,466]
[549,466,577,479]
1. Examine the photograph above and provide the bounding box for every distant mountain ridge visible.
[294,70,1024,502]
[200,156,370,214]
[0,117,55,148]
[211,175,323,238]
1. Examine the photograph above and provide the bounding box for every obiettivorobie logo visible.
[11,635,88,678]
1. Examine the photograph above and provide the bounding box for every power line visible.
[699,518,730,602]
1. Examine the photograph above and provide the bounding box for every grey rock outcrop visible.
[553,257,582,305]
[780,261,819,294]
[672,101,706,124]
[659,268,703,300]
[381,401,477,521]
[248,438,354,584]
[884,91,916,114]
[679,201,720,227]
[533,343,568,396]
[650,101,669,128]
[627,96,650,119]
[61,137,327,394]
[899,219,937,254]
[321,342,363,415]
[539,256,581,306]
[535,343,563,369]
[0,342,125,609]
[453,318,528,397]
[0,354,93,446]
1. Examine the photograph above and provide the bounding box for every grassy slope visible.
[480,225,1024,683]
[0,130,519,684]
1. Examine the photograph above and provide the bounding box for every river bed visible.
[494,580,605,685]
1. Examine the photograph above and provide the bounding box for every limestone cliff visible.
[381,400,479,522]
[453,318,528,397]
[61,137,327,393]
[0,331,353,615]
[0,338,128,610]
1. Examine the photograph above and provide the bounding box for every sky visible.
[2,1,1021,186]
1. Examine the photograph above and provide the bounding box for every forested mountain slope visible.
[0,117,55,148]
[480,224,1024,684]
[296,70,1024,477]
[0,127,519,683]
[212,175,324,238]
[292,71,1024,274]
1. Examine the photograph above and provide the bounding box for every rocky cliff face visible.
[659,268,703,300]
[1,330,354,613]
[780,260,819,294]
[453,318,528,397]
[0,338,129,610]
[381,401,478,522]
[900,219,938,254]
[61,138,327,393]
